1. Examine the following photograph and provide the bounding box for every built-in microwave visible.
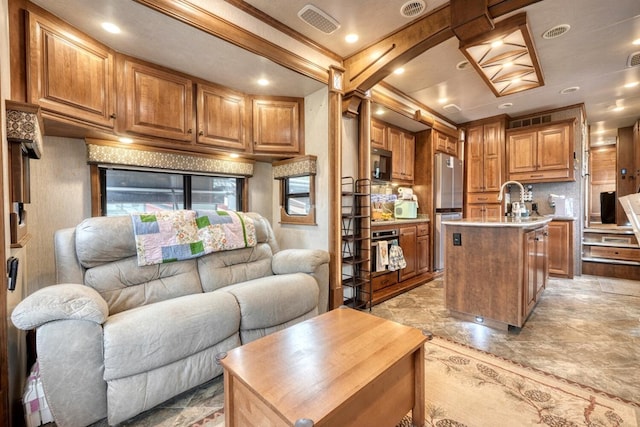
[371,148,392,182]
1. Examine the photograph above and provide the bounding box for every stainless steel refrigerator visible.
[434,152,463,271]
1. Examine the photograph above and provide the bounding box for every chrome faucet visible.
[497,180,527,215]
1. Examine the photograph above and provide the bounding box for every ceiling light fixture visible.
[375,108,385,115]
[624,81,639,88]
[394,67,405,75]
[613,105,625,112]
[257,78,269,86]
[459,13,544,97]
[498,102,513,109]
[438,97,448,104]
[633,38,640,46]
[101,22,121,34]
[345,34,359,43]
[118,137,133,144]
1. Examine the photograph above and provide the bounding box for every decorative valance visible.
[273,155,317,179]
[6,100,43,159]
[86,142,254,177]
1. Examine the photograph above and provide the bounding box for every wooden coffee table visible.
[218,307,427,427]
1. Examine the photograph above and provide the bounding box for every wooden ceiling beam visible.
[343,0,542,94]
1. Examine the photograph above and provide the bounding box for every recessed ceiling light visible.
[633,38,640,46]
[229,153,240,159]
[438,97,448,104]
[394,67,405,75]
[345,34,358,43]
[613,106,625,112]
[498,102,513,109]
[624,81,639,88]
[560,86,580,94]
[257,78,269,86]
[118,137,133,144]
[375,108,385,115]
[491,40,503,48]
[101,22,121,34]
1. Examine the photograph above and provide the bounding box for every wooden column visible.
[329,66,344,310]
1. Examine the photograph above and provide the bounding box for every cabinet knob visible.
[109,113,117,119]
[198,130,204,136]
[187,128,193,134]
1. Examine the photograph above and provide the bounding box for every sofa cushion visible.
[102,291,240,381]
[84,256,203,314]
[222,273,318,331]
[197,243,273,292]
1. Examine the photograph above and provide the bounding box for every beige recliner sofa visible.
[11,212,330,426]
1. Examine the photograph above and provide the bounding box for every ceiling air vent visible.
[542,24,571,39]
[456,60,470,70]
[628,52,640,68]
[298,4,340,35]
[400,0,426,18]
[443,103,461,113]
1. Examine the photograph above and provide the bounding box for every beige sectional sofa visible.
[11,212,330,426]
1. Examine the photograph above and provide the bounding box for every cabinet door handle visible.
[198,130,204,136]
[531,174,544,178]
[478,197,488,201]
[187,128,193,134]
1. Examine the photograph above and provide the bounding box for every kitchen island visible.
[442,216,552,329]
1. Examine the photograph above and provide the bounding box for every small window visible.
[273,155,317,225]
[101,168,243,216]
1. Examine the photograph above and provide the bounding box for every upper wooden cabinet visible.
[252,98,303,154]
[389,127,415,182]
[371,119,387,150]
[26,11,115,129]
[196,83,247,151]
[507,120,575,183]
[119,58,194,142]
[434,130,458,157]
[464,117,505,219]
[466,119,504,193]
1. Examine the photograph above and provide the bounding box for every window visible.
[100,168,243,216]
[273,155,317,225]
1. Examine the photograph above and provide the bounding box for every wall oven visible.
[371,228,399,276]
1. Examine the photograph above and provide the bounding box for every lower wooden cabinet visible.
[416,223,430,274]
[523,227,548,319]
[548,220,574,278]
[399,225,417,281]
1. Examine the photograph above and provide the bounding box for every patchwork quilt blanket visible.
[130,210,257,266]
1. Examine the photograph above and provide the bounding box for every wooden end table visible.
[218,307,427,427]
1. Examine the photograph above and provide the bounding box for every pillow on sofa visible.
[12,284,109,330]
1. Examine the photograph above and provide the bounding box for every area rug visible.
[598,277,640,297]
[190,337,639,427]
[397,337,640,427]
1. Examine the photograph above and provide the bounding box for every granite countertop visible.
[442,215,552,228]
[371,215,430,226]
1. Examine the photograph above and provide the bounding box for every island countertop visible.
[442,216,552,228]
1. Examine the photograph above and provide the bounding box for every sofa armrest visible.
[272,249,330,314]
[12,284,109,330]
[272,249,329,275]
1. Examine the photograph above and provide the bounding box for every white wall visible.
[271,86,330,250]
[27,137,91,292]
[248,161,273,224]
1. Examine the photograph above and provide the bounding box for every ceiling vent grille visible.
[298,5,340,34]
[400,0,426,18]
[443,103,462,113]
[542,24,571,39]
[456,60,470,70]
[628,52,640,68]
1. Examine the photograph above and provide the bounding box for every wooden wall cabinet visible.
[507,120,575,183]
[548,220,574,278]
[434,129,458,157]
[26,10,115,129]
[390,127,415,182]
[119,58,194,142]
[465,118,505,219]
[252,97,303,154]
[371,119,387,150]
[196,83,247,151]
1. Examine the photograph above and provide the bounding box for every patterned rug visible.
[192,337,639,427]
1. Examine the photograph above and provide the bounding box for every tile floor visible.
[89,274,640,426]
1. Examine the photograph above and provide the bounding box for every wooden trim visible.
[223,0,342,63]
[487,0,543,17]
[279,175,316,226]
[90,164,102,217]
[134,0,329,84]
[376,82,457,128]
[328,90,342,310]
[510,103,586,122]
